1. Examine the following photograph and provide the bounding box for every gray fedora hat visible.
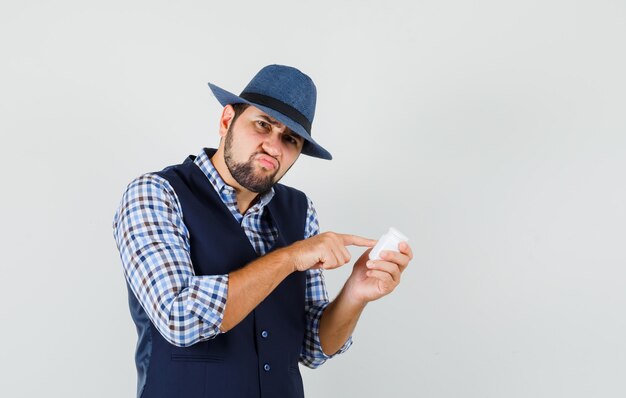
[208,64,332,160]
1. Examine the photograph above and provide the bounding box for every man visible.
[113,65,412,398]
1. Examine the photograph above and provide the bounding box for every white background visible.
[1,1,625,397]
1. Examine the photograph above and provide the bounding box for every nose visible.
[261,132,281,158]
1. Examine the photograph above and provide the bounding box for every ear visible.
[219,105,236,138]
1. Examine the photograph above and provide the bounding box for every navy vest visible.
[127,149,308,398]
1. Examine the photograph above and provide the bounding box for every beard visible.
[223,126,281,193]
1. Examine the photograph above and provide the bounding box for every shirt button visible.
[263,363,271,372]
[261,330,268,338]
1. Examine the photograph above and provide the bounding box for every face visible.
[222,105,305,193]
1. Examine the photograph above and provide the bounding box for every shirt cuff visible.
[186,274,229,339]
[301,301,354,368]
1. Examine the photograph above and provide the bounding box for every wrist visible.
[337,285,368,311]
[270,246,298,275]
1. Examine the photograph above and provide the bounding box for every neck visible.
[211,147,259,214]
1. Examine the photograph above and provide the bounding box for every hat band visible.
[240,92,312,134]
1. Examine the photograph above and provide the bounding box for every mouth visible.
[256,154,278,170]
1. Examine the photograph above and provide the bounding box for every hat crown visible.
[241,65,317,124]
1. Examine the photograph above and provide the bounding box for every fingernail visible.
[366,261,373,268]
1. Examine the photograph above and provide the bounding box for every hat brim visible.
[208,83,332,160]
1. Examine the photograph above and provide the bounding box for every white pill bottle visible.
[369,227,409,260]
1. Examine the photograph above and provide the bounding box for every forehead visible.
[244,105,281,124]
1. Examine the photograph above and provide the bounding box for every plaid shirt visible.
[113,148,351,368]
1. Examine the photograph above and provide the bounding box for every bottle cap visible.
[388,227,408,242]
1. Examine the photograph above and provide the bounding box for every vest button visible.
[261,330,268,338]
[263,363,271,372]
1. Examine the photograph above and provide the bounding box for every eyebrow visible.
[258,115,282,126]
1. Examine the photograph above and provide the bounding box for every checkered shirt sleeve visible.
[300,197,353,369]
[112,174,228,347]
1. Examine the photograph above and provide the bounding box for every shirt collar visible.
[193,147,275,209]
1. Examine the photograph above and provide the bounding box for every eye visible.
[282,134,299,146]
[256,120,270,130]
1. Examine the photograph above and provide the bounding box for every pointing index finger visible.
[340,234,377,247]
